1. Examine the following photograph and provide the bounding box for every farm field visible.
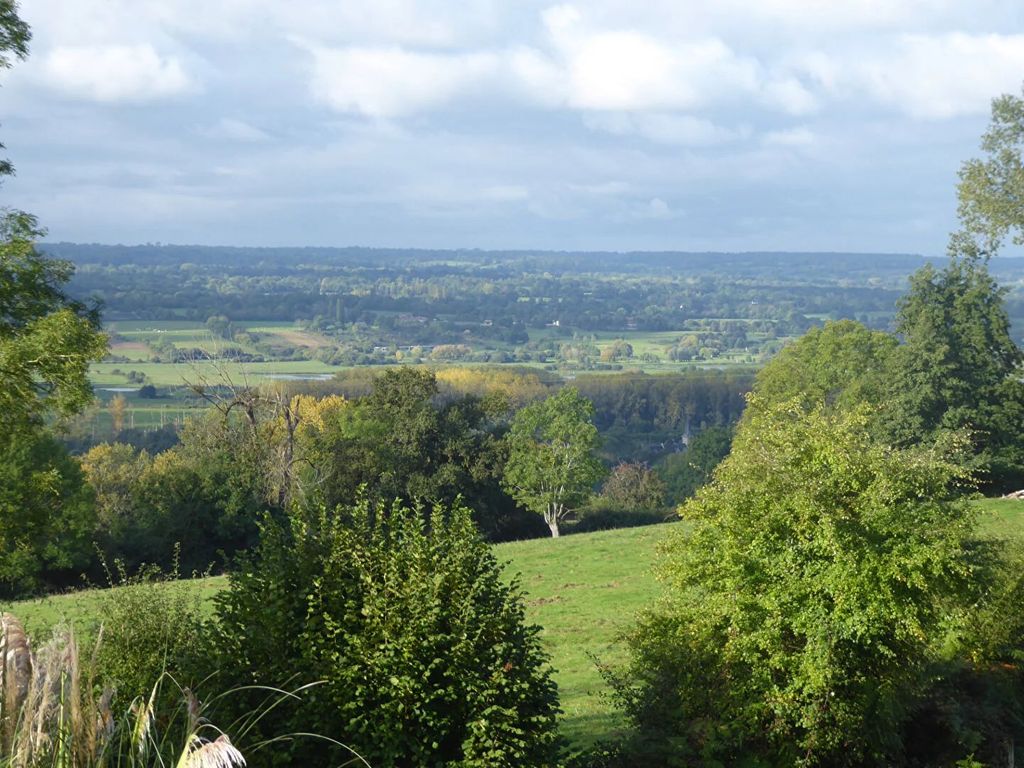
[91,358,340,387]
[95,320,773,393]
[8,499,1023,751]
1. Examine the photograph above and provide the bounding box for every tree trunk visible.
[545,506,560,538]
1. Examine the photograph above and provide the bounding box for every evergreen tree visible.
[882,254,1024,491]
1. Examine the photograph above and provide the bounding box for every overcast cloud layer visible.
[3,0,1023,253]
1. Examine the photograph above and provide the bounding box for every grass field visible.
[8,499,1023,751]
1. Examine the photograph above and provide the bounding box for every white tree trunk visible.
[545,506,561,537]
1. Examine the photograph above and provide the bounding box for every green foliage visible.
[503,387,606,537]
[882,254,1024,491]
[617,399,981,766]
[136,413,269,573]
[750,319,896,414]
[956,84,1024,252]
[209,497,561,767]
[656,425,732,504]
[308,368,528,538]
[0,211,106,431]
[0,430,95,596]
[89,559,207,707]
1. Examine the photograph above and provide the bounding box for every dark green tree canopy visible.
[882,254,1024,490]
[210,498,561,767]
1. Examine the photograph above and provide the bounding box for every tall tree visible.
[502,387,605,537]
[955,84,1024,254]
[0,3,106,595]
[882,255,1024,490]
[750,319,896,415]
[0,212,107,433]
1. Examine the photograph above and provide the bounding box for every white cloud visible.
[799,33,1024,119]
[857,33,1024,118]
[760,77,818,115]
[529,7,761,112]
[644,196,673,219]
[302,43,500,118]
[584,113,749,145]
[41,44,193,102]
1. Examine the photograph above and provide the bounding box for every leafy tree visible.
[598,462,665,511]
[881,254,1024,491]
[0,3,106,595]
[616,399,981,766]
[0,430,95,596]
[78,441,159,562]
[308,369,531,538]
[751,319,896,414]
[956,84,1024,254]
[209,498,561,767]
[108,393,128,433]
[503,387,605,537]
[132,412,271,573]
[0,211,107,432]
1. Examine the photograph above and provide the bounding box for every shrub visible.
[89,558,208,708]
[209,497,561,767]
[613,400,985,766]
[570,505,670,534]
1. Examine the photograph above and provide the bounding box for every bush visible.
[570,505,671,534]
[614,400,987,766]
[209,497,561,767]
[90,558,207,707]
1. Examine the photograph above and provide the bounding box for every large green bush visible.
[209,498,561,767]
[613,399,990,766]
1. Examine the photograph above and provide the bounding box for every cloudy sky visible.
[3,0,1023,253]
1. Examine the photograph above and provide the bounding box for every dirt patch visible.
[528,596,565,607]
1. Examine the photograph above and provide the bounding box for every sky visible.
[3,0,1024,254]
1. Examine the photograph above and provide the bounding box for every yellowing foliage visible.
[434,368,550,407]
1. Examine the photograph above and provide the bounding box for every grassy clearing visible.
[498,525,667,747]
[7,500,1022,751]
